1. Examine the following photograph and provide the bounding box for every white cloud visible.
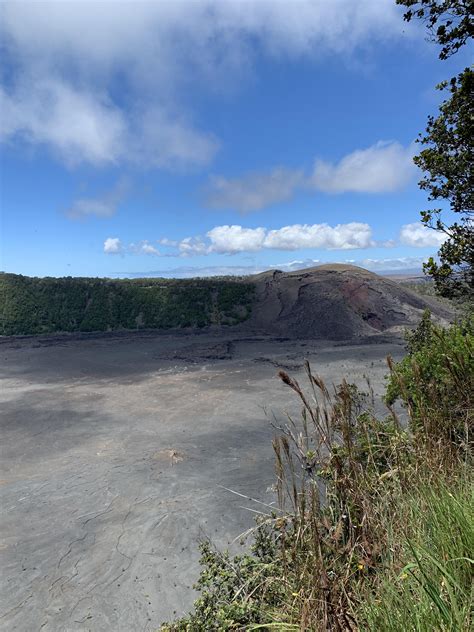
[129,108,219,170]
[109,222,447,259]
[1,1,403,71]
[133,241,161,256]
[399,222,447,247]
[104,238,162,256]
[0,81,217,169]
[104,237,123,254]
[178,237,210,257]
[263,222,374,250]
[158,238,179,247]
[311,141,416,193]
[0,1,406,168]
[0,80,126,166]
[141,244,159,255]
[203,141,416,213]
[207,225,267,253]
[66,178,129,219]
[107,222,376,258]
[205,168,304,213]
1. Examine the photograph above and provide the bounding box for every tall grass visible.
[358,481,473,631]
[272,368,411,630]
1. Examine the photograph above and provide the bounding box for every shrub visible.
[161,533,288,631]
[386,313,473,452]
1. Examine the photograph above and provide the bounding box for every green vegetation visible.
[399,279,471,318]
[416,68,474,301]
[400,278,446,297]
[359,481,473,632]
[162,315,473,631]
[397,1,473,301]
[386,310,473,446]
[0,273,255,335]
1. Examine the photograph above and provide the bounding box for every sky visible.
[0,0,470,279]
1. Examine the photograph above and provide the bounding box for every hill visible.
[245,264,453,339]
[0,266,453,338]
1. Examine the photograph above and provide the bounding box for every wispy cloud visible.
[205,168,304,213]
[0,80,126,167]
[1,1,406,168]
[310,141,416,193]
[0,81,218,169]
[66,178,129,220]
[115,264,264,279]
[103,238,164,256]
[204,141,417,213]
[177,237,209,257]
[399,222,447,247]
[130,241,161,256]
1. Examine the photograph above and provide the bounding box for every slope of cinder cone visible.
[246,265,453,339]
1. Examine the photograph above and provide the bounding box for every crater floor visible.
[0,331,404,631]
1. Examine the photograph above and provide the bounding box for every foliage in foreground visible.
[386,310,473,448]
[396,1,473,300]
[396,1,474,61]
[162,316,473,631]
[416,67,474,301]
[359,481,473,632]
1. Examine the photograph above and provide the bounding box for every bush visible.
[386,312,473,451]
[161,533,288,631]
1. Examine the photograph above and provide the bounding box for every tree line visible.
[0,273,255,335]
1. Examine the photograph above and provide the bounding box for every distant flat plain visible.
[0,331,405,631]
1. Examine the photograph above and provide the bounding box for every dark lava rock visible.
[244,264,453,340]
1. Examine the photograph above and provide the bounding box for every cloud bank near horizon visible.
[113,255,431,279]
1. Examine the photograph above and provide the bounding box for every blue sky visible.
[0,1,469,278]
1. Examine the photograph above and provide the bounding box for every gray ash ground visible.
[0,330,405,631]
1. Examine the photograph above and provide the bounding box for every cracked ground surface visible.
[0,331,404,631]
